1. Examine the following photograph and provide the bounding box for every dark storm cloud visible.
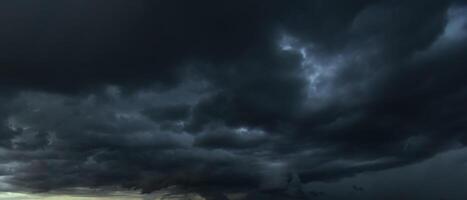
[304,147,467,200]
[143,104,191,122]
[193,125,268,150]
[0,1,467,200]
[0,0,286,93]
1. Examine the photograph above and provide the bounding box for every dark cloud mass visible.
[0,0,467,199]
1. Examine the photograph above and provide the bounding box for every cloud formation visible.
[0,0,467,199]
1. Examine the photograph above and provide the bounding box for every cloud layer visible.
[0,0,467,199]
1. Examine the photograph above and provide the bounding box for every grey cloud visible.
[0,1,466,199]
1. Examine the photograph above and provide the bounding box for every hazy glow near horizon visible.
[0,192,142,200]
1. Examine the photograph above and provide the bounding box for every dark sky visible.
[0,1,467,200]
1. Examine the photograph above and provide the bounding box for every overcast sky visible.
[0,1,467,200]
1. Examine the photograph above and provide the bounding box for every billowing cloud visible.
[0,1,467,199]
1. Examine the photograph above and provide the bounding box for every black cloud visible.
[0,1,467,199]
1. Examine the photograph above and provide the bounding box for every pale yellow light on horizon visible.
[0,192,142,200]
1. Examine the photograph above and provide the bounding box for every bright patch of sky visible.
[0,192,142,200]
[278,34,344,101]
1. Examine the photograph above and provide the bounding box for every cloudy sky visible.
[0,1,467,200]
